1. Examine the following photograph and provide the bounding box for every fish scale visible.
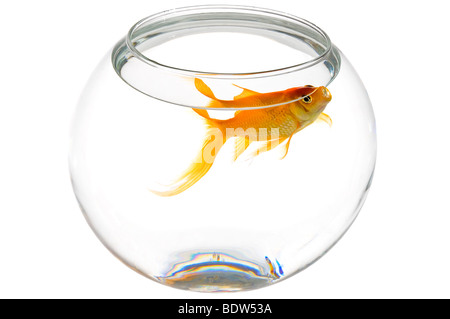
[219,105,298,140]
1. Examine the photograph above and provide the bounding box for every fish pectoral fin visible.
[316,113,333,127]
[233,136,251,161]
[195,78,220,100]
[232,84,261,100]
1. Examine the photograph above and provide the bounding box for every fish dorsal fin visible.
[195,78,220,100]
[232,84,261,100]
[192,107,211,120]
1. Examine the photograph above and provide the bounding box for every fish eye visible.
[302,95,312,104]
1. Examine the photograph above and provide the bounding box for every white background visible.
[1,0,449,299]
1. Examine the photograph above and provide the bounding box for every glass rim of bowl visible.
[125,4,333,79]
[112,4,341,108]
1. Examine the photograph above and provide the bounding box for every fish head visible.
[287,85,332,120]
[299,86,332,112]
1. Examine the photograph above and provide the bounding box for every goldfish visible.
[150,78,332,197]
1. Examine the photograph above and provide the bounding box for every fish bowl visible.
[69,5,376,292]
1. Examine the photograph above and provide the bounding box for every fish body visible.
[213,104,307,140]
[150,79,332,197]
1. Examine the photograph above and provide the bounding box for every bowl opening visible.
[112,5,341,108]
[126,5,332,78]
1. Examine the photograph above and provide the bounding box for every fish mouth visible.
[322,87,332,101]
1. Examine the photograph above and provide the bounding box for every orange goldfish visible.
[151,78,332,197]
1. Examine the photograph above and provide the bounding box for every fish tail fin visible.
[150,122,226,197]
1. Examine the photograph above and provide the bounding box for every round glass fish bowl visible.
[70,5,376,292]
